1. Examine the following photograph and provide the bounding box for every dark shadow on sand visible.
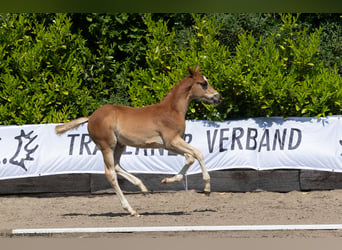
[62,208,217,218]
[62,211,190,218]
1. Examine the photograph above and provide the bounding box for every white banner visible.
[0,116,342,180]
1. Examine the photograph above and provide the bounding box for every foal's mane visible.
[161,74,194,103]
[159,65,202,105]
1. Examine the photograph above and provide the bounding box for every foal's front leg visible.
[161,153,194,183]
[161,137,211,194]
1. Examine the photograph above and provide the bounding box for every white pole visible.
[12,224,342,235]
[185,174,188,191]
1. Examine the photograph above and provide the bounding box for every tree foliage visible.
[0,13,341,125]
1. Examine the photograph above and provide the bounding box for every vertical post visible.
[184,174,188,191]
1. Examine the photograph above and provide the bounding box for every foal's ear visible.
[187,66,194,76]
[187,65,200,76]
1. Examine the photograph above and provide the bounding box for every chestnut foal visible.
[55,65,221,216]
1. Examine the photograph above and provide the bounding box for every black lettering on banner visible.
[219,128,229,152]
[123,147,132,155]
[273,129,287,150]
[132,147,151,156]
[80,134,93,155]
[184,133,192,144]
[207,129,218,153]
[150,148,165,156]
[68,134,80,155]
[289,128,302,150]
[133,146,177,156]
[92,145,100,155]
[246,128,258,150]
[135,148,147,156]
[258,129,270,152]
[231,127,244,150]
[123,133,192,156]
[66,128,302,156]
[68,133,99,155]
[168,151,177,156]
[133,147,156,156]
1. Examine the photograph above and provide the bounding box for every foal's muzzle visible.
[211,93,222,105]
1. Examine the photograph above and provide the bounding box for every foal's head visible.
[187,65,222,105]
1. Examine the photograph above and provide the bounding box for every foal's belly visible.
[117,131,165,149]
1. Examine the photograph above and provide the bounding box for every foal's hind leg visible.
[161,137,210,194]
[102,148,139,216]
[114,144,148,193]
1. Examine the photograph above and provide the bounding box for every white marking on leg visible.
[162,137,211,193]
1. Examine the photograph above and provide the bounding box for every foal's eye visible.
[199,81,208,90]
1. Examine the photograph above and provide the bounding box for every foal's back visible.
[87,103,182,149]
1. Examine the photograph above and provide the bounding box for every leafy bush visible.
[127,13,342,120]
[219,14,342,118]
[0,13,131,125]
[0,14,95,124]
[0,13,341,125]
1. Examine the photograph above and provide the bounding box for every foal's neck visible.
[160,77,193,117]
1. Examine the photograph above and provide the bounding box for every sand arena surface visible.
[1,190,342,238]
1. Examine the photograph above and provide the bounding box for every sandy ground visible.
[1,190,342,238]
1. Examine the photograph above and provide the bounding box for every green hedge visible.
[0,13,341,125]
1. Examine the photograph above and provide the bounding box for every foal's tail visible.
[55,117,89,134]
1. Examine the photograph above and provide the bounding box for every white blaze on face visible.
[201,75,221,104]
[200,75,213,102]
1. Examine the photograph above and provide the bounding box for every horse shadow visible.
[62,211,188,218]
[62,209,216,218]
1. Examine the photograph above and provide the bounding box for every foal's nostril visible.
[213,93,222,104]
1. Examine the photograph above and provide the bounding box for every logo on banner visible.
[0,130,39,171]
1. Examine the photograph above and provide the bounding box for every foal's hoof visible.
[130,211,140,217]
[204,191,211,197]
